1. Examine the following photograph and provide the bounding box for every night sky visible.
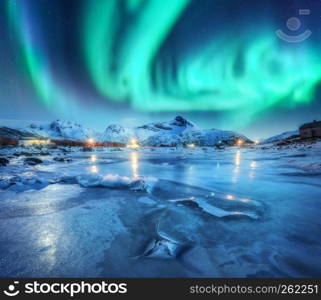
[1,0,321,139]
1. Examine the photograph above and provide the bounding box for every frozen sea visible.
[0,145,321,277]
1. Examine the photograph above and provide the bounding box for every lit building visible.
[299,120,321,138]
[19,137,52,146]
[127,138,140,148]
[87,138,95,145]
[236,139,244,146]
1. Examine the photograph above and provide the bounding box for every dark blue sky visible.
[0,0,321,139]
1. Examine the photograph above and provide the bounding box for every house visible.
[0,126,52,146]
[18,137,51,146]
[299,120,321,139]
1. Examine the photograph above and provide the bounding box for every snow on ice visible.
[1,118,321,277]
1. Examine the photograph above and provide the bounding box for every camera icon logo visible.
[3,281,20,297]
[276,9,311,43]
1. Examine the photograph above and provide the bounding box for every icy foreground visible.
[0,145,321,277]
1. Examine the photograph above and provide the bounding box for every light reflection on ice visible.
[36,228,59,268]
[232,150,241,183]
[1,145,321,277]
[90,165,99,173]
[250,161,257,169]
[225,194,235,200]
[130,152,139,178]
[240,198,251,203]
[248,161,257,179]
[235,150,241,166]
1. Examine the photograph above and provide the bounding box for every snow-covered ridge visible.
[25,120,100,141]
[1,116,252,146]
[100,124,134,145]
[263,130,299,144]
[100,116,252,146]
[0,126,43,140]
[100,116,198,145]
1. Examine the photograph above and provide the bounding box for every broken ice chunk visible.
[0,179,11,189]
[59,175,79,184]
[76,173,148,191]
[170,197,259,220]
[0,173,50,191]
[23,157,43,165]
[139,235,186,259]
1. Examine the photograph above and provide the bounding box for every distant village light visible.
[87,138,95,145]
[127,138,139,148]
[237,139,244,146]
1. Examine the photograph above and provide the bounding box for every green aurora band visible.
[7,0,78,114]
[6,0,321,128]
[82,0,321,120]
[82,0,190,106]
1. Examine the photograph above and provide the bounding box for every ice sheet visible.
[0,145,321,277]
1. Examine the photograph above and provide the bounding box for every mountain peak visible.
[170,116,194,127]
[24,119,99,141]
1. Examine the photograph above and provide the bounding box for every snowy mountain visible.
[0,126,41,140]
[136,116,198,143]
[263,130,299,144]
[1,116,252,146]
[100,116,197,145]
[136,116,198,135]
[100,116,252,146]
[99,124,134,144]
[181,128,251,147]
[24,120,100,141]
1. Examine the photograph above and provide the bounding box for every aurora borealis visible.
[1,0,321,138]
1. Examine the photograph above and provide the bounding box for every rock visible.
[53,157,72,162]
[59,148,70,153]
[82,147,93,152]
[39,151,50,156]
[215,144,225,150]
[24,157,43,165]
[0,158,9,166]
[13,151,33,157]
